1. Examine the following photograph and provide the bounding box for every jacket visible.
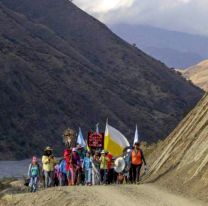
[28,163,40,177]
[59,159,67,174]
[131,149,146,165]
[100,155,109,170]
[83,157,92,169]
[42,155,57,172]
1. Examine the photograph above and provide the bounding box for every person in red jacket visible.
[64,148,74,186]
[129,142,146,183]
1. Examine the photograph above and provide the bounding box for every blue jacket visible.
[59,159,67,174]
[83,157,92,169]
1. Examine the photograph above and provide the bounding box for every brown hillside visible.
[182,60,208,91]
[0,0,203,159]
[146,93,208,202]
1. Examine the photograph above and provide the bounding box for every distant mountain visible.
[144,47,202,69]
[147,93,208,201]
[0,0,203,160]
[180,60,208,91]
[111,24,208,68]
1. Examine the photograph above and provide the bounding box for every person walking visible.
[123,149,131,183]
[92,151,100,185]
[99,150,109,185]
[129,142,146,184]
[82,151,92,185]
[106,152,114,184]
[59,158,68,186]
[77,145,86,184]
[28,156,41,192]
[71,147,81,185]
[64,148,74,186]
[42,146,57,188]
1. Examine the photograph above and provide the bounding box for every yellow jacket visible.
[99,155,109,170]
[42,155,57,171]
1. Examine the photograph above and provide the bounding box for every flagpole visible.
[96,123,99,134]
[133,124,139,145]
[104,118,109,150]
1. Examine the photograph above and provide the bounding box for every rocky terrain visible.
[0,0,203,159]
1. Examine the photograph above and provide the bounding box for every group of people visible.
[27,142,147,192]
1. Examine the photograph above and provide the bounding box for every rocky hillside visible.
[181,60,208,91]
[0,0,203,159]
[146,93,208,202]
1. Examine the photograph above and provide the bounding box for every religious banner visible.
[87,132,104,149]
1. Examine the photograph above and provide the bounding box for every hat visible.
[44,146,53,151]
[72,147,77,152]
[101,150,106,154]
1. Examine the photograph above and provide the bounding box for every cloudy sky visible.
[74,0,208,36]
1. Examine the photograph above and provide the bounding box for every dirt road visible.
[2,184,207,206]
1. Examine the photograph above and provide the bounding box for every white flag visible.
[96,123,99,134]
[77,127,86,147]
[104,123,130,157]
[133,124,140,145]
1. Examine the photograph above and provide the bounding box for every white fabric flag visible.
[104,123,130,157]
[133,124,140,145]
[96,123,99,134]
[77,127,86,147]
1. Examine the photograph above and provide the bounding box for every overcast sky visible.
[74,0,208,36]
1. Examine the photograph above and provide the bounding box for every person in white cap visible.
[99,150,109,184]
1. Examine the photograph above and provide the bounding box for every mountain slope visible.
[0,0,203,159]
[146,93,208,201]
[144,47,202,69]
[111,24,208,68]
[181,60,208,91]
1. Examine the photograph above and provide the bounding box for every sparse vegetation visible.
[0,0,204,160]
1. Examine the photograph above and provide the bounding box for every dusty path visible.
[2,184,207,206]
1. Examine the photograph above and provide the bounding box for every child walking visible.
[28,156,40,192]
[83,151,92,186]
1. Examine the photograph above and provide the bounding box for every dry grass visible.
[145,93,208,202]
[183,60,208,91]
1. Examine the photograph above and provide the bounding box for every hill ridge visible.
[180,60,208,91]
[0,0,203,159]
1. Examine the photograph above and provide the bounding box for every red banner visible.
[88,132,104,148]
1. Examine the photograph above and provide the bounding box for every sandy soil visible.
[1,184,207,206]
